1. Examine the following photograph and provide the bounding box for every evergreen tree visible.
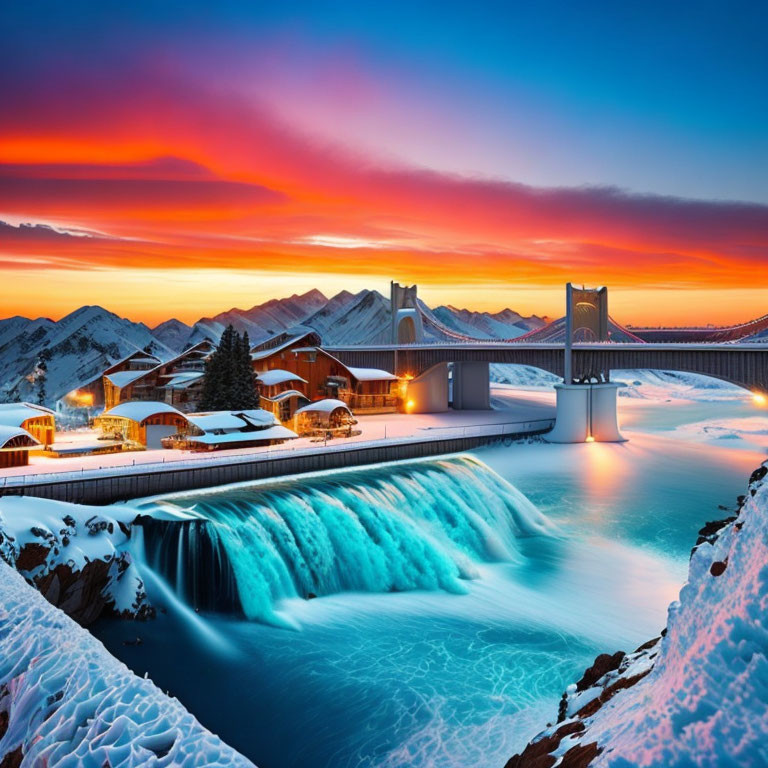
[35,348,51,406]
[198,326,259,411]
[233,331,259,409]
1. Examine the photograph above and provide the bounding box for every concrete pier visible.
[452,362,491,410]
[546,382,625,443]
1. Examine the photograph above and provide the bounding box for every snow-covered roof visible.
[160,371,204,390]
[99,401,187,424]
[295,398,352,415]
[104,370,151,388]
[0,402,55,427]
[187,409,278,432]
[346,366,398,382]
[0,424,40,449]
[256,369,308,386]
[184,425,298,445]
[261,389,309,403]
[250,329,320,361]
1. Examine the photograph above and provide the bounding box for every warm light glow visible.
[753,393,767,406]
[585,435,595,442]
[65,389,94,407]
[406,399,415,413]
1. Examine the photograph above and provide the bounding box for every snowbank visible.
[490,365,748,403]
[506,463,768,767]
[0,496,151,625]
[0,561,254,767]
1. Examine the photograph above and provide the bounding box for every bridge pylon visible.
[391,281,424,344]
[547,284,626,443]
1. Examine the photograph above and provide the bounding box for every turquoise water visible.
[94,399,765,768]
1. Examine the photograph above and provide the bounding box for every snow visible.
[489,365,750,404]
[103,401,186,422]
[263,389,308,403]
[0,401,555,483]
[188,410,278,432]
[0,402,55,427]
[346,366,398,382]
[295,398,351,414]
[0,424,39,448]
[0,561,254,766]
[0,496,134,569]
[256,369,307,386]
[105,369,153,388]
[554,465,768,767]
[185,425,298,445]
[0,306,174,407]
[161,371,204,389]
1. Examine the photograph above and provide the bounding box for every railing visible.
[0,418,554,488]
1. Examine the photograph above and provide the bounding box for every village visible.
[0,324,553,477]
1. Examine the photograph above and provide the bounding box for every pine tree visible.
[36,349,51,406]
[198,326,259,411]
[234,331,259,409]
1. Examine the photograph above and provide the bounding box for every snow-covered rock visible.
[506,463,768,768]
[0,496,152,625]
[0,561,254,767]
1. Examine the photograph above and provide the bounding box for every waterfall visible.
[135,516,241,613]
[135,456,554,627]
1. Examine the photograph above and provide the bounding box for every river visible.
[94,393,765,768]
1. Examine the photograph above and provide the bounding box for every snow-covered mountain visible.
[303,289,392,345]
[151,318,192,351]
[0,306,174,406]
[0,287,609,407]
[427,304,548,340]
[186,289,329,348]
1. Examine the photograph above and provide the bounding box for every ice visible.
[0,561,254,766]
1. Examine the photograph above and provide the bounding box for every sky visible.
[1,0,767,326]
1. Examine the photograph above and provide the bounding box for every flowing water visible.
[94,396,765,768]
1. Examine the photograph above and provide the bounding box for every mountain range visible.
[0,289,548,405]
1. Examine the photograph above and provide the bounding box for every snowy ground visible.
[0,367,757,480]
[0,398,555,480]
[0,561,254,767]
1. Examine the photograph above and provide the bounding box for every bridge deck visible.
[325,343,768,393]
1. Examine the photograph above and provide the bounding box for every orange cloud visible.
[2,72,767,324]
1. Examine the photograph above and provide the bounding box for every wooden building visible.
[164,409,297,451]
[255,369,310,424]
[63,350,161,412]
[0,402,56,449]
[102,341,215,413]
[293,399,358,437]
[251,329,400,414]
[94,402,190,449]
[0,425,40,468]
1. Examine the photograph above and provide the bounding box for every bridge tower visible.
[390,282,424,344]
[547,284,626,443]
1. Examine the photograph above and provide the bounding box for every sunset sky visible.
[2,1,767,326]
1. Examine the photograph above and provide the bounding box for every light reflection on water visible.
[94,399,766,768]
